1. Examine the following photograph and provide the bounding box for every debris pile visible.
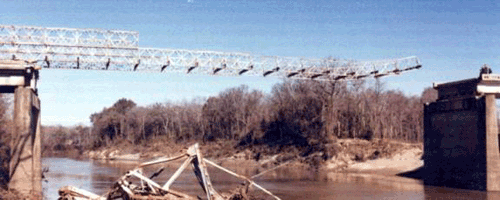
[58,143,280,200]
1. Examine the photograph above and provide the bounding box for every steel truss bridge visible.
[0,25,421,81]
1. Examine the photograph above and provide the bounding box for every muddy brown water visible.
[43,157,500,200]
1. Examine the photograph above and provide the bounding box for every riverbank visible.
[324,139,423,176]
[75,138,423,177]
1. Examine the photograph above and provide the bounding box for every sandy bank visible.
[344,148,423,175]
[82,138,424,179]
[324,139,423,176]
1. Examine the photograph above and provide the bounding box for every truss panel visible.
[0,25,421,81]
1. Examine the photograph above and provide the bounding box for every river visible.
[42,157,500,200]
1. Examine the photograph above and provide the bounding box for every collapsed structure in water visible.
[57,143,280,200]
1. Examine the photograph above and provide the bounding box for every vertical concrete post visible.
[9,87,32,193]
[8,87,41,198]
[32,93,42,198]
[485,94,500,191]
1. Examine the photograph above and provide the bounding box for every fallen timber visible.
[58,143,281,200]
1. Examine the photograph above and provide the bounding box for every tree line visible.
[84,79,438,149]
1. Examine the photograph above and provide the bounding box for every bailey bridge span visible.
[0,25,421,81]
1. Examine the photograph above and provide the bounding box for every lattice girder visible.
[0,25,422,81]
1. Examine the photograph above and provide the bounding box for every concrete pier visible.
[9,87,41,196]
[0,60,41,198]
[424,73,500,191]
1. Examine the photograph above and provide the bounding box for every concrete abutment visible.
[424,73,500,191]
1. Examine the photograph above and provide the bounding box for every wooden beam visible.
[138,154,187,168]
[163,156,193,190]
[193,143,224,200]
[58,186,105,200]
[204,159,282,200]
[128,170,191,198]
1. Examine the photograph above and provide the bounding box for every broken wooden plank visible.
[139,154,187,168]
[128,170,193,199]
[129,193,196,200]
[204,159,282,200]
[58,186,106,200]
[163,156,194,190]
[129,170,163,190]
[118,181,134,197]
[194,143,224,200]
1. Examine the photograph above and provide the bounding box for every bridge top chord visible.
[0,25,139,48]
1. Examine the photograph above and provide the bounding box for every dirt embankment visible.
[82,140,190,160]
[80,138,423,177]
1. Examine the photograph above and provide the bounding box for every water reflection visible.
[42,157,500,200]
[42,158,96,200]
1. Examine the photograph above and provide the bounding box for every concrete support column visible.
[8,87,41,198]
[486,94,500,191]
[33,100,41,196]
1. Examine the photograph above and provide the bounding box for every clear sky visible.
[1,0,499,126]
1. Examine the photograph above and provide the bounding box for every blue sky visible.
[1,0,499,126]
